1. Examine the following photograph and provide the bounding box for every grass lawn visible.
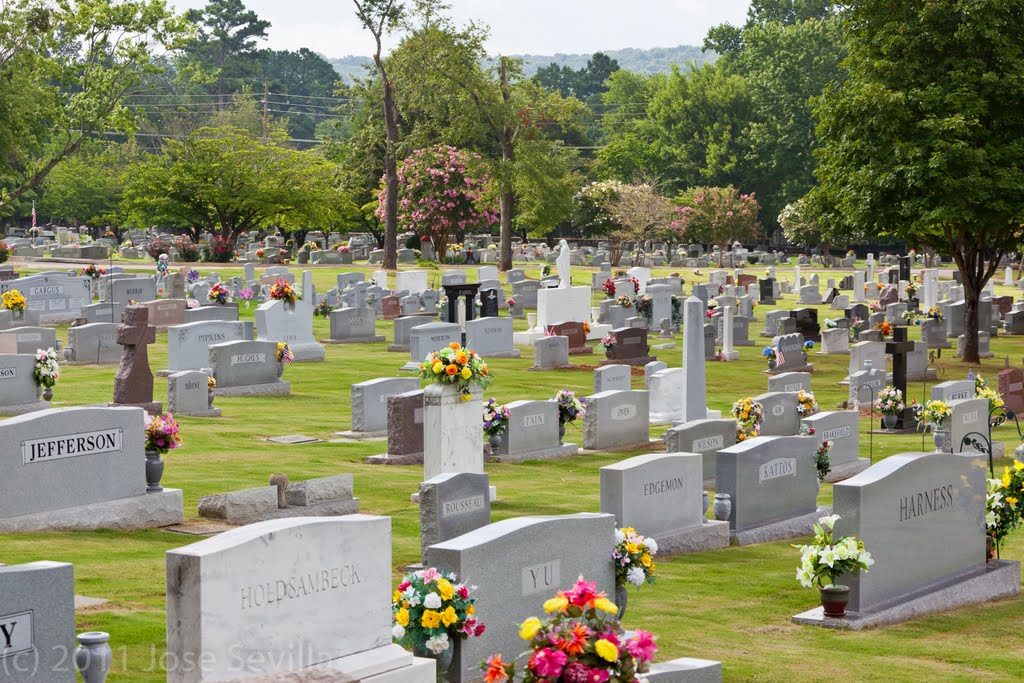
[2,258,1023,681]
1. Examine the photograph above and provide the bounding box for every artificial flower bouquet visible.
[275,341,293,364]
[482,397,510,438]
[732,397,764,441]
[392,567,484,657]
[554,389,585,424]
[615,295,633,309]
[420,342,491,400]
[33,348,60,388]
[629,276,640,294]
[602,278,616,298]
[916,400,951,431]
[315,299,333,318]
[207,376,216,391]
[874,386,905,416]
[207,282,232,305]
[337,245,351,253]
[81,264,106,279]
[977,386,1007,427]
[614,527,658,589]
[634,294,653,318]
[987,461,1024,546]
[600,334,617,353]
[814,440,833,482]
[874,321,893,337]
[144,413,182,455]
[480,578,657,682]
[794,514,873,589]
[186,268,200,283]
[269,277,300,304]
[1,289,27,312]
[796,390,819,416]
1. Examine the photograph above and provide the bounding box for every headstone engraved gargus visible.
[166,515,433,682]
[0,406,183,532]
[600,453,729,554]
[0,561,76,682]
[794,452,1018,629]
[424,513,615,683]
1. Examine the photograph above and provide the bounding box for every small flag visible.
[775,346,785,365]
[31,201,36,228]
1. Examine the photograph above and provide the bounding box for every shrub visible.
[0,242,9,264]
[203,235,234,263]
[146,239,171,260]
[173,236,202,262]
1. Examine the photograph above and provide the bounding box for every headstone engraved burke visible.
[0,561,76,682]
[424,513,615,683]
[166,515,433,682]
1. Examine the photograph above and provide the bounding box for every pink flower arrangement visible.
[144,413,181,455]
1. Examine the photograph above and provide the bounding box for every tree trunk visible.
[962,282,980,365]
[498,59,514,272]
[822,242,831,268]
[372,37,399,272]
[718,240,727,268]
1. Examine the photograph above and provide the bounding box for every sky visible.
[171,0,751,58]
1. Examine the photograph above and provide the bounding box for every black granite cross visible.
[885,326,917,430]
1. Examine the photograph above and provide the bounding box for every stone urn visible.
[207,390,215,409]
[933,428,946,452]
[488,433,502,449]
[882,413,898,431]
[713,493,732,522]
[276,362,285,379]
[145,449,164,493]
[819,584,850,618]
[615,583,629,620]
[558,422,566,444]
[74,631,112,683]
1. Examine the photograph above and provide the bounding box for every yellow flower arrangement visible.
[419,341,492,399]
[1,289,27,312]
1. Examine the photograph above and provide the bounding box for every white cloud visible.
[171,0,750,58]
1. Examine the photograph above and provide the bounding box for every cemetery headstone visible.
[0,561,76,682]
[209,340,290,396]
[418,472,491,559]
[112,305,160,413]
[582,390,650,450]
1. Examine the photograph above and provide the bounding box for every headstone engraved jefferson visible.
[166,515,433,682]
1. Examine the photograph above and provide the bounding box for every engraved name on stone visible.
[759,457,796,484]
[949,390,971,400]
[612,404,637,420]
[899,484,954,523]
[0,367,15,379]
[823,426,851,440]
[784,383,801,392]
[349,317,365,327]
[22,429,123,464]
[692,435,724,451]
[643,477,684,496]
[184,380,203,391]
[29,285,64,296]
[0,610,33,658]
[442,495,486,518]
[413,408,423,423]
[523,413,545,427]
[231,353,266,365]
[239,564,363,610]
[198,333,226,343]
[963,410,978,424]
[1011,383,1023,392]
[17,333,41,342]
[521,559,561,596]
[624,337,641,345]
[48,298,66,309]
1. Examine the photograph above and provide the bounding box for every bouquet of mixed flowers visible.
[582,322,591,335]
[924,306,943,321]
[300,241,318,253]
[916,400,952,431]
[185,298,200,309]
[237,286,254,306]
[732,397,764,441]
[392,567,484,658]
[601,278,616,298]
[615,295,633,308]
[815,440,833,482]
[600,334,617,353]
[420,342,491,400]
[255,248,266,259]
[81,264,106,279]
[796,390,819,416]
[987,461,1024,546]
[1,289,27,312]
[337,245,351,253]
[269,277,300,304]
[33,348,60,388]
[207,376,216,391]
[905,281,918,299]
[144,413,182,455]
[803,340,814,352]
[480,578,656,683]
[761,346,777,363]
[315,299,333,318]
[554,389,585,424]
[869,302,881,312]
[977,386,1008,427]
[634,294,653,318]
[482,398,510,438]
[850,318,865,336]
[275,341,293,364]
[613,527,657,589]
[507,297,515,310]
[794,514,873,589]
[207,283,232,305]
[824,318,838,329]
[875,386,905,415]
[874,321,893,337]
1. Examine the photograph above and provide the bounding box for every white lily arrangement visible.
[794,514,874,589]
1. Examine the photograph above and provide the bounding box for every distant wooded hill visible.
[327,45,713,83]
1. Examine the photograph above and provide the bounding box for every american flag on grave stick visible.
[775,345,785,365]
[31,201,36,228]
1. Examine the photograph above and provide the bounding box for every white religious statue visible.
[556,238,571,288]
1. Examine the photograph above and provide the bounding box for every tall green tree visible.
[122,125,349,240]
[813,0,1024,363]
[535,52,619,100]
[256,48,340,139]
[39,141,135,228]
[181,0,270,109]
[0,0,188,214]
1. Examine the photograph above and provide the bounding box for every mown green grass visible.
[2,259,1023,681]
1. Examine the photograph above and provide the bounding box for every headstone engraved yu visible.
[424,513,615,683]
[600,452,729,554]
[166,515,433,682]
[112,305,161,413]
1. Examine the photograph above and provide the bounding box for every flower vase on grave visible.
[207,390,215,409]
[43,386,53,401]
[488,433,501,449]
[558,422,566,444]
[12,308,24,322]
[933,428,946,452]
[820,584,850,618]
[145,449,164,493]
[703,491,710,518]
[615,584,629,620]
[882,413,898,431]
[987,536,996,562]
[413,641,454,677]
[74,631,112,683]
[276,362,285,379]
[713,493,731,521]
